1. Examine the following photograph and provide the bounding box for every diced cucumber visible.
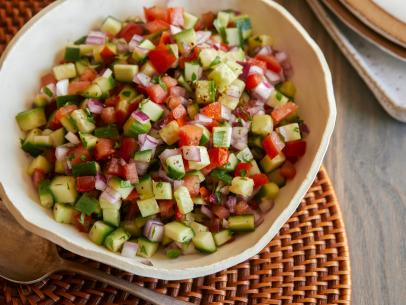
[137,237,159,258]
[187,103,199,119]
[60,115,78,133]
[70,109,95,133]
[114,64,138,82]
[248,160,261,176]
[54,160,65,174]
[199,49,219,69]
[16,108,47,131]
[268,169,286,187]
[38,180,54,208]
[79,132,98,149]
[94,76,116,97]
[72,161,99,177]
[152,181,172,200]
[103,208,120,227]
[135,175,154,200]
[228,215,255,232]
[134,149,153,163]
[119,85,138,101]
[75,193,100,215]
[192,231,217,253]
[195,80,216,104]
[248,34,272,49]
[89,221,115,245]
[82,83,103,99]
[222,153,238,171]
[213,229,234,246]
[27,155,50,175]
[278,80,296,98]
[183,11,198,29]
[49,176,78,204]
[267,90,289,108]
[53,63,77,80]
[132,39,155,62]
[159,120,180,145]
[33,94,48,107]
[229,177,254,197]
[21,129,44,156]
[212,126,232,148]
[164,221,194,243]
[190,221,208,234]
[188,146,210,170]
[195,124,210,145]
[236,147,254,162]
[64,46,81,62]
[166,247,181,259]
[174,186,194,214]
[185,170,205,183]
[53,203,79,224]
[56,95,82,108]
[276,123,301,142]
[137,197,160,217]
[234,15,252,39]
[123,115,152,137]
[184,62,201,82]
[260,153,286,173]
[50,128,66,147]
[109,176,134,199]
[208,62,238,91]
[168,43,179,60]
[177,74,192,92]
[174,28,196,53]
[139,99,164,122]
[31,134,52,148]
[104,228,130,252]
[99,190,122,210]
[218,79,245,110]
[225,28,242,47]
[256,182,279,200]
[101,16,122,35]
[94,124,119,139]
[166,154,185,179]
[140,60,157,76]
[251,114,273,136]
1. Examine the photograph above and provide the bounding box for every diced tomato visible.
[159,30,172,45]
[235,201,250,215]
[246,74,263,90]
[167,96,182,110]
[247,58,268,71]
[168,7,184,27]
[172,104,187,119]
[118,137,137,161]
[169,86,186,97]
[68,81,90,95]
[73,214,92,233]
[280,161,296,179]
[31,169,45,188]
[195,11,216,30]
[256,54,282,73]
[176,116,187,127]
[159,200,175,219]
[182,175,200,197]
[67,144,91,165]
[178,124,203,146]
[100,46,116,64]
[250,173,269,189]
[146,84,168,104]
[43,148,56,165]
[79,68,98,82]
[101,107,117,125]
[144,6,168,22]
[145,20,170,33]
[124,203,140,220]
[205,120,220,132]
[148,44,177,73]
[115,99,130,126]
[175,207,183,221]
[262,132,285,159]
[234,162,253,177]
[271,102,298,124]
[208,148,229,167]
[125,189,139,202]
[119,22,145,42]
[94,138,115,161]
[76,176,96,192]
[40,73,57,87]
[201,102,221,120]
[162,76,177,88]
[208,217,221,233]
[122,161,139,184]
[104,95,120,107]
[105,158,123,176]
[283,140,306,158]
[179,47,200,69]
[52,104,77,127]
[212,205,230,220]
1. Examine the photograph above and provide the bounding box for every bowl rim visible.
[0,0,336,280]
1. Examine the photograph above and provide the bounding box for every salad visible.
[15,6,308,259]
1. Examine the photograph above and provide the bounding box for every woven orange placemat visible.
[0,1,351,304]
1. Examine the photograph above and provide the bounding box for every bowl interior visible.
[0,0,335,280]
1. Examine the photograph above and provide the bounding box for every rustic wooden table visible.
[276,1,406,304]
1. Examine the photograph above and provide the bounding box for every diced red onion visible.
[201,205,213,218]
[133,45,150,58]
[115,39,129,53]
[100,187,121,207]
[135,161,149,176]
[227,85,242,99]
[238,61,251,80]
[65,132,80,144]
[248,65,264,76]
[143,219,164,242]
[56,79,69,96]
[225,196,237,213]
[231,126,249,150]
[196,31,211,45]
[274,51,288,63]
[102,68,112,78]
[173,180,184,190]
[140,135,159,154]
[55,146,69,160]
[169,86,186,97]
[159,148,181,163]
[256,45,273,56]
[259,199,274,213]
[131,111,150,124]
[133,72,151,87]
[221,105,233,121]
[87,99,104,114]
[95,173,107,191]
[121,241,139,258]
[265,70,282,85]
[300,122,310,135]
[128,34,144,51]
[194,114,213,125]
[86,31,106,45]
[252,81,273,101]
[182,146,201,161]
[170,25,182,35]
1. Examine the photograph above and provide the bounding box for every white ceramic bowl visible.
[0,0,335,280]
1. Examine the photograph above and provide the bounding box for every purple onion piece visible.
[65,132,80,145]
[196,31,211,45]
[182,146,201,161]
[55,146,69,161]
[132,111,150,123]
[252,81,273,101]
[121,241,139,258]
[87,99,104,114]
[159,148,181,163]
[86,31,106,45]
[201,205,213,218]
[173,180,184,190]
[143,219,164,242]
[135,161,149,176]
[95,173,107,191]
[225,196,237,213]
[133,72,151,87]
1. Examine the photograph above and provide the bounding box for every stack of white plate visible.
[307,0,406,122]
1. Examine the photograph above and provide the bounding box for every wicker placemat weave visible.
[0,1,351,304]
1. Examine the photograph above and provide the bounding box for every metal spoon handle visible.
[62,260,192,305]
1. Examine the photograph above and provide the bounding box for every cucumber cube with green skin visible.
[276,123,301,142]
[99,191,122,210]
[213,230,234,246]
[104,228,130,252]
[137,237,159,258]
[60,115,78,133]
[72,161,99,177]
[183,11,198,29]
[27,155,50,175]
[164,221,194,243]
[234,15,252,39]
[256,182,279,200]
[31,135,53,148]
[139,99,164,122]
[174,28,197,53]
[229,177,254,197]
[137,197,160,217]
[278,80,296,98]
[103,208,120,227]
[94,124,119,139]
[167,44,179,59]
[140,60,157,77]
[251,114,273,136]
[123,116,152,137]
[82,84,103,99]
[53,203,80,224]
[16,108,47,131]
[135,175,154,200]
[187,103,199,119]
[260,153,286,173]
[225,28,242,47]
[71,109,95,133]
[153,181,172,200]
[101,16,122,35]
[94,76,116,97]
[53,63,77,80]
[218,79,245,110]
[55,95,82,108]
[192,231,217,253]
[199,49,219,69]
[208,63,239,91]
[228,215,255,232]
[49,176,78,204]
[64,46,81,62]
[267,90,289,108]
[174,186,194,214]
[114,64,138,82]
[166,155,186,179]
[236,147,254,162]
[190,221,208,234]
[50,128,66,147]
[134,149,153,163]
[159,120,180,145]
[33,94,48,107]
[195,124,210,145]
[166,248,181,259]
[222,153,238,172]
[195,80,216,104]
[79,132,98,149]
[132,39,155,62]
[248,160,261,176]
[119,86,138,101]
[213,126,232,148]
[188,146,210,170]
[248,34,272,49]
[89,221,115,245]
[75,193,100,215]
[108,177,134,199]
[38,180,54,209]
[184,62,201,82]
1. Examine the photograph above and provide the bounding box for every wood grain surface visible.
[276,1,406,304]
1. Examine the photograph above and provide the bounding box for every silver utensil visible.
[0,195,191,305]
